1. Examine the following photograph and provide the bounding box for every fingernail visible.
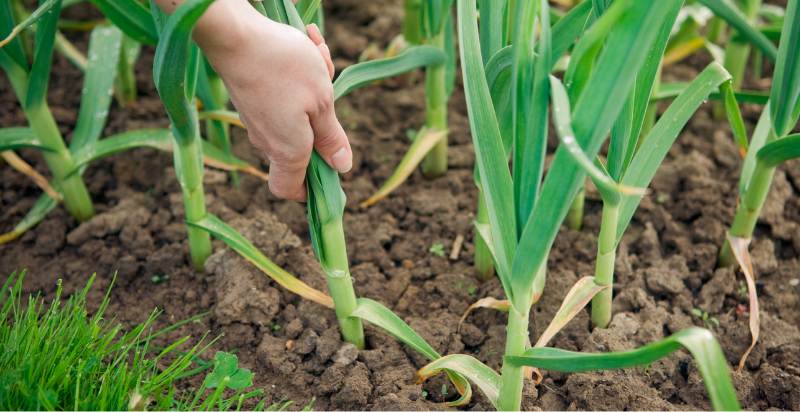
[331,147,352,173]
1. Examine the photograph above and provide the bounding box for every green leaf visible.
[297,0,321,24]
[513,0,682,309]
[90,0,158,45]
[550,0,592,63]
[189,214,335,309]
[698,0,778,61]
[0,194,57,244]
[506,328,741,411]
[417,354,501,409]
[0,1,29,70]
[25,0,62,109]
[70,25,123,151]
[616,63,731,242]
[755,133,800,167]
[456,0,516,298]
[478,0,506,65]
[768,0,800,137]
[349,298,473,407]
[608,0,681,180]
[0,127,55,151]
[484,46,513,154]
[720,80,749,155]
[152,0,213,143]
[333,45,445,100]
[0,0,59,53]
[739,104,774,195]
[654,82,769,104]
[549,76,645,204]
[306,152,346,270]
[203,352,253,390]
[421,0,454,38]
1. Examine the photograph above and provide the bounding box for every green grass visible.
[0,272,301,411]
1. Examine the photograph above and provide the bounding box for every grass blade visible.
[25,0,61,109]
[720,80,749,157]
[506,328,740,411]
[189,214,334,308]
[1,151,62,200]
[0,0,58,48]
[333,45,445,100]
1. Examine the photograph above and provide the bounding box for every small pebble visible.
[333,343,359,366]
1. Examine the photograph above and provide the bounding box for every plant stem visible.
[723,0,762,90]
[591,200,620,328]
[26,103,94,221]
[114,35,139,106]
[403,0,422,44]
[498,305,530,411]
[474,191,495,281]
[719,159,775,267]
[320,217,365,348]
[566,184,585,230]
[173,135,212,271]
[420,32,448,178]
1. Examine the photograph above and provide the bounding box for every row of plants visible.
[1,0,798,410]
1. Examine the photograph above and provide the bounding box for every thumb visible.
[310,102,352,173]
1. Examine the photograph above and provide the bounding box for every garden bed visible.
[1,0,799,409]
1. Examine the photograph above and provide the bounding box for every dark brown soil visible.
[2,1,799,410]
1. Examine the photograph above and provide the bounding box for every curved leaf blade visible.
[534,276,607,348]
[755,133,800,167]
[332,45,445,100]
[769,0,800,137]
[507,328,741,411]
[189,214,335,309]
[417,354,501,409]
[698,0,778,61]
[0,127,55,151]
[89,0,158,45]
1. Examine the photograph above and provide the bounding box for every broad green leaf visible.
[769,0,800,137]
[478,0,506,65]
[550,0,592,63]
[333,45,445,100]
[421,0,454,38]
[720,80,749,156]
[549,76,645,204]
[608,0,681,180]
[510,0,541,230]
[296,0,321,24]
[456,0,516,298]
[417,354,501,409]
[349,298,473,407]
[360,128,446,207]
[616,63,731,242]
[0,127,55,151]
[90,0,158,45]
[25,0,62,109]
[534,276,607,348]
[739,104,774,195]
[203,352,254,390]
[506,328,741,411]
[71,25,122,151]
[153,0,213,143]
[69,129,266,181]
[698,0,777,61]
[755,133,800,167]
[484,46,513,154]
[513,0,682,308]
[189,214,335,309]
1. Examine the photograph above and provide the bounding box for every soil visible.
[2,0,800,410]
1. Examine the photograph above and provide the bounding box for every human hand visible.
[193,0,349,201]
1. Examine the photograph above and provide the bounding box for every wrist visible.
[193,0,265,55]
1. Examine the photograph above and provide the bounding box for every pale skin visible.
[155,0,350,201]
